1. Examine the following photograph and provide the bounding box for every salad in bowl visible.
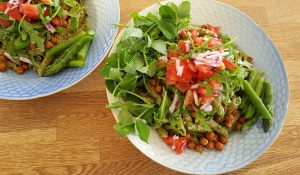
[0,0,95,76]
[101,0,274,155]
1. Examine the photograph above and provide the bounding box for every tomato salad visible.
[0,0,95,76]
[101,1,274,154]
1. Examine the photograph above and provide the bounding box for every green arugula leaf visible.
[195,109,212,132]
[155,88,171,124]
[131,12,159,27]
[109,68,123,81]
[151,40,167,55]
[21,21,45,52]
[177,1,191,19]
[148,61,158,77]
[119,73,138,91]
[135,118,150,143]
[114,123,135,136]
[157,19,177,40]
[118,108,134,124]
[122,27,144,40]
[159,5,177,20]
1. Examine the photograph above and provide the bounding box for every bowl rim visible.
[106,0,289,174]
[0,0,121,101]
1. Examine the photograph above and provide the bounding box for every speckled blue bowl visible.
[0,0,119,100]
[107,0,289,174]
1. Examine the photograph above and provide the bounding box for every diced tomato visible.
[191,29,198,39]
[186,59,196,72]
[200,96,215,105]
[7,8,22,21]
[163,136,175,147]
[208,38,223,47]
[174,137,188,154]
[51,16,68,27]
[166,60,194,84]
[196,86,207,96]
[0,2,8,12]
[194,37,205,46]
[178,30,187,39]
[175,82,190,93]
[184,89,194,106]
[222,58,237,70]
[197,70,214,81]
[162,136,188,154]
[178,41,190,54]
[180,61,194,83]
[20,4,39,18]
[195,64,212,73]
[206,24,221,38]
[208,80,223,90]
[168,49,180,58]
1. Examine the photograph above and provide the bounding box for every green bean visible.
[242,71,261,114]
[46,31,87,58]
[242,80,272,120]
[245,77,265,119]
[207,118,228,137]
[38,57,55,76]
[44,36,92,76]
[67,60,85,67]
[248,70,258,85]
[241,113,260,132]
[262,80,274,132]
[77,41,91,61]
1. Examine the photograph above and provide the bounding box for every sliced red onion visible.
[185,41,191,52]
[4,52,20,65]
[171,145,176,150]
[26,0,32,4]
[44,23,56,33]
[9,0,19,6]
[175,59,180,70]
[3,52,14,62]
[19,56,32,65]
[169,93,179,113]
[193,90,199,106]
[191,84,199,89]
[158,56,168,62]
[9,5,18,10]
[193,51,220,58]
[177,66,184,76]
[200,103,213,112]
[206,52,230,59]
[175,59,184,76]
[172,135,179,140]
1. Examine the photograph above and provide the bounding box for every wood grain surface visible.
[0,0,299,174]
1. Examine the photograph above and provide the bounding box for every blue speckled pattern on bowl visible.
[107,0,289,174]
[0,0,119,100]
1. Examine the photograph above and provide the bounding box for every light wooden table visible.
[0,0,299,174]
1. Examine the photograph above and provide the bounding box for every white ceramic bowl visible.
[0,0,119,100]
[107,0,289,174]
